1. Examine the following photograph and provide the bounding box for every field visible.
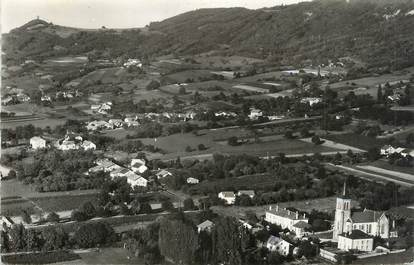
[353,247,414,264]
[370,160,414,175]
[211,196,359,218]
[2,250,81,265]
[30,193,100,212]
[356,165,414,183]
[323,133,386,150]
[78,247,137,265]
[134,130,338,160]
[233,84,269,93]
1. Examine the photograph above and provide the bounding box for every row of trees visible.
[1,221,115,253]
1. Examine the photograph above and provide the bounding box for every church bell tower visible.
[333,182,352,240]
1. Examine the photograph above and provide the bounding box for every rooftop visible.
[340,229,372,239]
[351,209,384,223]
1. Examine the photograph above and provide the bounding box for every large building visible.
[333,183,395,241]
[265,205,309,237]
[30,136,46,149]
[338,230,374,252]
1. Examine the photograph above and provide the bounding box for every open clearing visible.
[323,133,386,150]
[233,84,269,93]
[78,247,138,265]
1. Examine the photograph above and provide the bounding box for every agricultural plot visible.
[29,193,100,212]
[78,247,137,265]
[233,84,270,93]
[163,69,218,84]
[323,133,387,150]
[211,196,357,218]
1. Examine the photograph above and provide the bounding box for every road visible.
[326,163,414,187]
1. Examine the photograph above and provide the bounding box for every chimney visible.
[269,206,272,211]
[296,212,299,219]
[276,205,279,211]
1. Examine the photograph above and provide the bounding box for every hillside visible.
[2,0,414,69]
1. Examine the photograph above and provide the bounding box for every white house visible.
[126,172,148,188]
[266,235,292,256]
[86,120,112,131]
[300,97,322,106]
[124,116,139,127]
[186,177,199,184]
[156,169,172,179]
[130,158,148,174]
[380,145,411,157]
[237,190,255,198]
[108,119,124,128]
[218,191,236,205]
[265,205,309,237]
[197,220,214,233]
[81,140,96,150]
[30,136,47,149]
[95,159,122,172]
[248,108,263,120]
[338,230,374,252]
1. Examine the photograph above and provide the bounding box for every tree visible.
[40,226,68,251]
[311,135,322,145]
[185,145,193,152]
[212,217,246,265]
[227,136,239,146]
[21,210,32,224]
[267,252,282,264]
[198,144,207,151]
[7,170,16,179]
[46,212,60,223]
[159,218,198,265]
[183,198,195,211]
[178,86,186,95]
[161,200,174,212]
[71,210,88,222]
[367,147,381,161]
[140,202,152,214]
[120,203,131,215]
[73,221,115,248]
[81,201,96,219]
[235,194,253,206]
[8,224,26,251]
[377,86,383,103]
[130,199,142,215]
[284,130,295,139]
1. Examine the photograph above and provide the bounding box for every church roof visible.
[293,221,311,229]
[351,209,384,223]
[341,229,372,239]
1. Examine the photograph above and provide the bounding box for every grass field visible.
[30,193,99,212]
[353,247,414,264]
[370,160,414,175]
[211,196,359,218]
[78,247,137,265]
[323,133,386,150]
[135,131,337,160]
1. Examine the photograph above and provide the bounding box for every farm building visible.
[130,158,148,174]
[237,190,255,198]
[197,220,214,233]
[186,177,199,184]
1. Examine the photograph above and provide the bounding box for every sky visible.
[1,0,310,33]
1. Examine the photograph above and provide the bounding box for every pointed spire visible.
[343,180,347,197]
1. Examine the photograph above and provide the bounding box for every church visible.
[333,183,397,251]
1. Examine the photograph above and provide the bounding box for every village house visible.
[125,172,148,188]
[108,119,124,128]
[218,191,236,205]
[300,97,322,106]
[265,205,309,238]
[95,159,122,172]
[186,177,199,184]
[197,220,214,233]
[40,95,51,102]
[1,96,14,105]
[124,116,140,127]
[337,230,374,252]
[248,108,263,120]
[16,93,30,102]
[156,169,173,179]
[81,140,97,151]
[30,136,47,149]
[130,158,148,174]
[266,235,293,256]
[123,58,142,68]
[380,145,412,157]
[237,190,255,198]
[86,120,113,131]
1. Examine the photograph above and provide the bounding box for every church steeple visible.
[343,181,347,196]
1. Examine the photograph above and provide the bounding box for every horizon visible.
[1,0,311,33]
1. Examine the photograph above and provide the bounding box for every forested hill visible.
[3,0,414,69]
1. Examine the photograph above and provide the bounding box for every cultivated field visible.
[211,196,359,218]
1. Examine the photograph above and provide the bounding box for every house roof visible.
[293,221,311,229]
[267,207,307,221]
[197,220,214,229]
[351,209,384,223]
[219,191,235,198]
[267,235,290,246]
[238,190,255,196]
[30,136,45,142]
[340,229,372,239]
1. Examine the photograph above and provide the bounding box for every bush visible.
[46,212,60,223]
[227,136,239,146]
[183,198,195,211]
[73,221,115,248]
[198,144,207,151]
